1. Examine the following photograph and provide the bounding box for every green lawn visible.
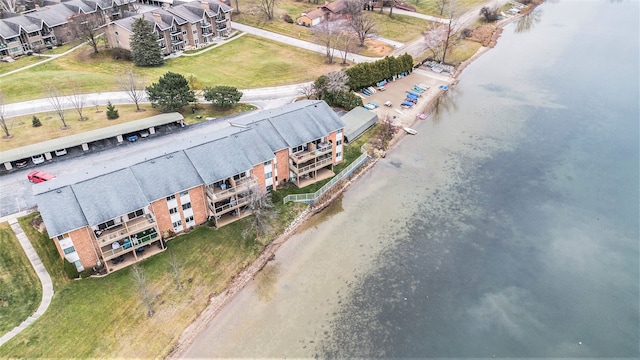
[0,222,42,335]
[412,0,489,16]
[0,205,305,358]
[0,35,343,103]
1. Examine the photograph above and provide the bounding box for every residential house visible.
[34,100,345,274]
[0,0,135,58]
[106,0,232,55]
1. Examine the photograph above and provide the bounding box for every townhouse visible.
[1,0,135,58]
[106,0,232,55]
[34,100,345,274]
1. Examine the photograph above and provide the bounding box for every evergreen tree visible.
[106,101,119,119]
[146,72,196,112]
[130,18,164,67]
[203,86,243,108]
[32,115,42,127]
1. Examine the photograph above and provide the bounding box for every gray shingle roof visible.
[129,151,203,202]
[231,128,280,166]
[25,4,77,27]
[72,168,149,226]
[34,186,87,237]
[185,136,254,185]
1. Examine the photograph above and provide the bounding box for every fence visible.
[283,151,370,205]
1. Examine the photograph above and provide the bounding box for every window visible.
[63,246,76,255]
[166,194,175,201]
[337,139,342,146]
[185,215,194,223]
[57,235,67,241]
[337,129,343,134]
[169,207,178,214]
[233,172,246,180]
[264,160,271,166]
[115,31,119,35]
[292,145,304,153]
[180,190,189,196]
[195,39,199,44]
[265,172,272,179]
[182,202,192,210]
[182,31,187,35]
[97,220,115,230]
[193,30,197,34]
[127,209,144,220]
[172,220,182,228]
[336,152,342,158]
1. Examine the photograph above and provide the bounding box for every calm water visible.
[184,1,639,357]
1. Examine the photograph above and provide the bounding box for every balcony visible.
[215,17,227,23]
[171,37,183,45]
[289,142,332,165]
[290,156,333,176]
[206,176,257,202]
[95,215,157,245]
[200,22,211,28]
[170,29,181,36]
[101,228,158,261]
[202,30,213,36]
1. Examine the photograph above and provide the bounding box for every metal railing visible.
[283,151,370,205]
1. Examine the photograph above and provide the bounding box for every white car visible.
[31,154,45,165]
[54,149,67,156]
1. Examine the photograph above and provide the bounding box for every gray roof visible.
[72,168,149,226]
[0,113,184,164]
[0,20,19,39]
[24,4,77,28]
[263,100,344,147]
[34,186,87,237]
[185,136,254,185]
[341,106,378,142]
[129,151,203,202]
[2,13,41,34]
[33,101,345,235]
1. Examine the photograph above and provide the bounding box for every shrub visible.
[111,47,133,61]
[106,101,119,120]
[32,115,42,127]
[480,6,500,22]
[63,259,79,279]
[282,14,294,24]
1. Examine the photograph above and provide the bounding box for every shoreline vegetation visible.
[0,1,544,357]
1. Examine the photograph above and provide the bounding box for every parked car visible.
[139,130,150,138]
[15,159,28,168]
[54,148,67,156]
[28,170,55,183]
[31,154,45,164]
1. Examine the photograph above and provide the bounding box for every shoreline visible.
[168,7,533,358]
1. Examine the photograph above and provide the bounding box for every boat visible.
[403,127,418,135]
[439,85,449,91]
[416,113,427,120]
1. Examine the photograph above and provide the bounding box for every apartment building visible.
[34,100,345,274]
[106,0,232,55]
[0,0,135,58]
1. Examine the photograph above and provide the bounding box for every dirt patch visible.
[361,39,394,57]
[468,24,503,47]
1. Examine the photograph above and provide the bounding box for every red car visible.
[28,170,55,183]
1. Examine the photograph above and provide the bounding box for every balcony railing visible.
[171,38,183,45]
[290,143,332,163]
[101,230,158,260]
[290,157,333,176]
[215,17,227,23]
[170,29,181,36]
[201,22,211,28]
[96,216,156,244]
[208,197,250,216]
[206,176,257,201]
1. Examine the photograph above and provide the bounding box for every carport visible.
[341,106,378,143]
[1,113,185,170]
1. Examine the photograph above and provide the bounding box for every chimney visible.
[152,12,162,24]
[200,0,209,10]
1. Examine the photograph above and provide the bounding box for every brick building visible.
[34,100,345,274]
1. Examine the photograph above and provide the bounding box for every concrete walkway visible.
[0,215,54,347]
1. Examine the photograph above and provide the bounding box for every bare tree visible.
[1,0,18,13]
[435,0,448,16]
[47,84,69,129]
[68,80,87,121]
[234,0,240,13]
[118,69,147,111]
[131,264,155,316]
[0,91,11,138]
[68,13,102,54]
[168,250,183,291]
[515,7,543,33]
[326,70,350,93]
[337,29,356,65]
[349,10,376,46]
[313,19,345,64]
[423,1,462,64]
[242,188,275,244]
[298,83,315,99]
[258,0,277,20]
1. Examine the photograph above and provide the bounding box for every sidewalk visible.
[0,213,54,347]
